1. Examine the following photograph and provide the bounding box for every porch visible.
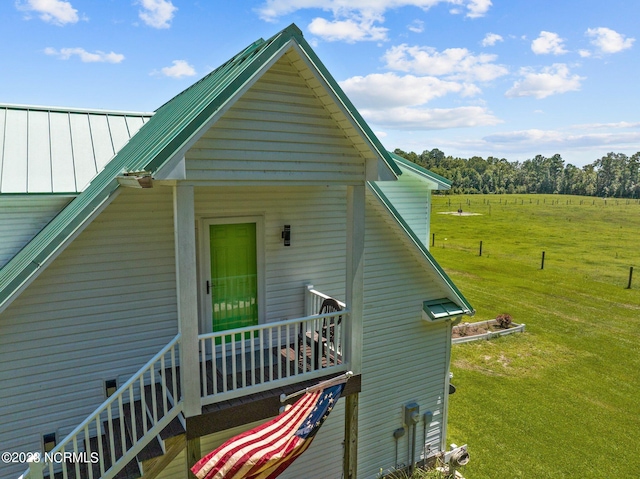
[198,286,349,405]
[26,287,351,479]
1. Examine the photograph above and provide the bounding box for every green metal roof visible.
[368,181,474,317]
[0,23,401,312]
[423,298,466,321]
[388,152,452,189]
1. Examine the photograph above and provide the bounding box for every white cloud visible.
[505,64,583,99]
[408,19,424,33]
[256,1,491,42]
[308,15,388,42]
[586,27,634,54]
[16,0,79,25]
[138,0,177,29]
[340,72,477,108]
[257,0,491,21]
[482,33,503,47]
[360,105,501,129]
[578,49,591,58]
[484,128,640,150]
[160,60,196,78]
[383,44,508,82]
[465,0,491,18]
[531,31,567,55]
[44,47,124,63]
[338,72,497,130]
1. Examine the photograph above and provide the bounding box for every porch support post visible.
[344,393,359,479]
[174,184,201,417]
[187,437,202,478]
[346,184,364,375]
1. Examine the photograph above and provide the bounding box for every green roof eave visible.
[388,152,451,189]
[0,23,403,312]
[0,25,301,312]
[368,181,474,316]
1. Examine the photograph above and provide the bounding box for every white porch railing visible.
[23,334,182,479]
[200,288,348,405]
[305,285,347,317]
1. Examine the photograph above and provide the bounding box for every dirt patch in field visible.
[437,211,483,216]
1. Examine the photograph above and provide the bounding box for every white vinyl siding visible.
[184,53,369,185]
[375,174,431,248]
[0,187,177,479]
[195,185,347,324]
[357,193,453,478]
[0,196,73,268]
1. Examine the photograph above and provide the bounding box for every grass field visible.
[429,194,640,478]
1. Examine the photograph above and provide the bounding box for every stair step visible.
[123,400,165,463]
[103,419,141,479]
[142,383,185,441]
[87,434,140,479]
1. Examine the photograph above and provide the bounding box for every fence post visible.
[627,267,634,289]
[432,233,435,247]
[479,241,483,257]
[541,251,546,270]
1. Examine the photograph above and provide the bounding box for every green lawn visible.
[430,194,640,478]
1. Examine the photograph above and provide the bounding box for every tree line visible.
[393,148,640,198]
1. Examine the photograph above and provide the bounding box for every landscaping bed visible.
[452,316,525,344]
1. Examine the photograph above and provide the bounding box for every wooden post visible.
[344,393,359,479]
[541,251,546,270]
[174,184,201,417]
[627,267,634,289]
[187,437,202,478]
[432,233,435,247]
[479,241,483,257]
[346,185,365,375]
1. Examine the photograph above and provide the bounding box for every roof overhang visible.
[422,298,466,322]
[388,152,451,190]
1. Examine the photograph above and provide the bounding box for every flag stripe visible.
[194,392,319,479]
[192,384,344,479]
[220,392,320,479]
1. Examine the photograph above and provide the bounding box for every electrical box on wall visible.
[403,402,420,426]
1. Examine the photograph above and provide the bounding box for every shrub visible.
[496,313,513,329]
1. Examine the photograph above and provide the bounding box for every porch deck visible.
[202,341,342,393]
[197,287,349,405]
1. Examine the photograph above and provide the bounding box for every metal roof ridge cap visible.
[0,103,154,116]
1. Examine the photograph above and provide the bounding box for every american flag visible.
[191,383,345,479]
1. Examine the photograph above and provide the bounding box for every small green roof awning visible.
[423,298,465,321]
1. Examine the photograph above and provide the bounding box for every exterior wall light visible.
[281,225,291,246]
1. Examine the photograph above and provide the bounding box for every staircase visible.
[25,335,184,479]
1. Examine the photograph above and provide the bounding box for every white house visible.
[0,24,473,479]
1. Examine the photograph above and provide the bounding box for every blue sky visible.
[2,0,639,167]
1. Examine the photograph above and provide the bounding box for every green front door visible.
[209,223,258,334]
